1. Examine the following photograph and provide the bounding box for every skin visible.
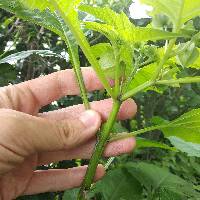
[0,67,137,200]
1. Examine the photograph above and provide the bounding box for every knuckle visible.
[56,120,81,149]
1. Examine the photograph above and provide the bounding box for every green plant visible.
[1,0,200,199]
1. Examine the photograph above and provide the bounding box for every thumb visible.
[0,109,101,168]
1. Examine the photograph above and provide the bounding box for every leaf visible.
[85,22,182,44]
[0,0,64,37]
[18,0,52,10]
[91,43,125,79]
[176,42,200,68]
[126,162,199,198]
[91,43,112,59]
[141,0,200,29]
[160,109,200,143]
[79,4,133,30]
[169,136,200,157]
[0,64,16,86]
[0,50,63,64]
[80,5,182,44]
[63,188,79,200]
[20,0,81,14]
[98,48,115,69]
[123,63,158,93]
[93,168,142,200]
[137,137,176,151]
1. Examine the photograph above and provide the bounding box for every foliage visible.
[0,0,200,199]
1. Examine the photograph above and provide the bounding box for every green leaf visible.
[126,162,199,198]
[91,43,112,59]
[169,136,200,157]
[80,5,182,44]
[91,43,125,79]
[85,22,182,44]
[161,109,200,143]
[79,4,133,30]
[93,168,142,200]
[0,64,16,86]
[177,42,200,68]
[18,0,52,10]
[141,0,200,30]
[63,188,79,200]
[0,50,63,64]
[123,63,158,93]
[137,137,176,151]
[0,0,64,37]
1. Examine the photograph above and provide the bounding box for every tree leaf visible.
[141,0,200,29]
[0,0,64,37]
[79,4,133,30]
[123,63,158,93]
[85,22,182,44]
[63,188,79,200]
[161,109,200,143]
[137,137,176,151]
[80,4,182,44]
[126,162,199,198]
[91,43,112,59]
[0,64,16,86]
[169,136,200,157]
[93,168,143,200]
[91,43,125,79]
[0,50,63,64]
[176,42,200,68]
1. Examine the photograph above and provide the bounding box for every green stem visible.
[77,100,121,200]
[0,30,20,59]
[72,60,90,109]
[110,124,168,142]
[151,39,176,81]
[58,16,90,109]
[156,76,200,85]
[113,46,121,97]
[121,81,154,101]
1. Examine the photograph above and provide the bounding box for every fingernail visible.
[79,110,101,130]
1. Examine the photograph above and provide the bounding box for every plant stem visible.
[151,39,176,81]
[121,81,154,101]
[113,45,121,97]
[58,15,90,109]
[156,76,200,85]
[72,62,90,109]
[110,124,167,142]
[77,100,121,200]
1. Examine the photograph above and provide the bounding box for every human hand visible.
[0,67,137,199]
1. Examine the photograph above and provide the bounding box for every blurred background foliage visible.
[0,0,200,199]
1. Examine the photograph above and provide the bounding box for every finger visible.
[40,98,137,121]
[0,68,103,113]
[0,109,101,174]
[23,165,105,195]
[38,138,135,165]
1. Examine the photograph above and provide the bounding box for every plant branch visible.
[77,100,121,200]
[121,81,154,101]
[57,15,90,109]
[110,124,168,142]
[151,39,176,81]
[113,45,121,97]
[156,76,200,85]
